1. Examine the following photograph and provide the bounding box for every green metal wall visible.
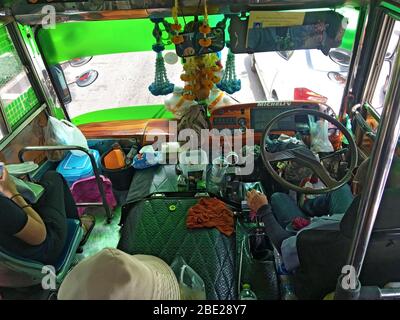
[36,16,224,66]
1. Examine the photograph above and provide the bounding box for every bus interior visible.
[0,0,400,301]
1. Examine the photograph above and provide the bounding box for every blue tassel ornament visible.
[148,22,175,96]
[217,46,241,94]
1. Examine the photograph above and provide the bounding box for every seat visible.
[118,197,237,300]
[0,219,84,288]
[294,188,400,299]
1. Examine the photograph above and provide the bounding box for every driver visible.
[246,158,371,272]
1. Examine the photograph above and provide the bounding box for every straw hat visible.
[58,248,180,300]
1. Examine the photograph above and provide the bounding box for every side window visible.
[0,24,41,134]
[370,21,400,115]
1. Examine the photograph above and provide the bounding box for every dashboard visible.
[210,101,320,132]
[210,101,321,143]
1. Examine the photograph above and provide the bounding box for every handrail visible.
[353,110,400,145]
[18,145,113,223]
[336,11,400,299]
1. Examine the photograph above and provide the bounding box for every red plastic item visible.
[294,87,328,104]
[292,217,311,231]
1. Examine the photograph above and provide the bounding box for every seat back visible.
[118,198,237,300]
[295,189,400,299]
[0,219,83,288]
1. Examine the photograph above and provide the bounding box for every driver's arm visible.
[247,190,292,253]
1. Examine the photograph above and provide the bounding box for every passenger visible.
[0,169,94,265]
[58,248,180,300]
[246,158,399,272]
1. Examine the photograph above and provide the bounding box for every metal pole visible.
[345,37,400,277]
[361,14,395,104]
[339,4,369,119]
[380,289,400,299]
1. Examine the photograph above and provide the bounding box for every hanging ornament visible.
[180,53,222,102]
[217,43,241,94]
[170,0,184,45]
[164,51,179,65]
[198,0,212,48]
[148,19,175,96]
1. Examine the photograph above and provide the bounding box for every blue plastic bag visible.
[132,151,162,169]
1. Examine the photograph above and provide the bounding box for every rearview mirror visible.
[49,64,72,105]
[329,48,351,68]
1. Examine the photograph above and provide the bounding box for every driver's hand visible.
[246,190,268,212]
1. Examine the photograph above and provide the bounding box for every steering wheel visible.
[261,109,358,194]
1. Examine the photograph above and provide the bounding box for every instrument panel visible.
[210,101,321,133]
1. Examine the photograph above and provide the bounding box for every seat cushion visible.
[118,198,237,300]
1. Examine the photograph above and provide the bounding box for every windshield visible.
[62,50,265,119]
[39,8,358,121]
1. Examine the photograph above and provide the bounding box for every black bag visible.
[100,141,139,191]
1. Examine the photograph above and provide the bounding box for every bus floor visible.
[77,206,121,260]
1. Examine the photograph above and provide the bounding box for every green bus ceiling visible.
[37,16,224,66]
[71,105,174,126]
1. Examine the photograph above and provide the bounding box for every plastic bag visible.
[10,176,44,204]
[170,256,206,300]
[132,151,162,169]
[308,116,334,153]
[46,116,89,156]
[44,121,66,161]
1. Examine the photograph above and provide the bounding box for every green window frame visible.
[0,23,41,136]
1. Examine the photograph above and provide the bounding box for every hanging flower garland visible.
[171,0,184,45]
[180,53,223,102]
[198,0,212,48]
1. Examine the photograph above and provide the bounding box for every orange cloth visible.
[186,198,234,236]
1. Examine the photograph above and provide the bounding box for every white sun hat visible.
[58,248,180,300]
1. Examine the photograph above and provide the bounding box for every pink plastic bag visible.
[70,175,117,216]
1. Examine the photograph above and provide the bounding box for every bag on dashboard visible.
[46,116,89,157]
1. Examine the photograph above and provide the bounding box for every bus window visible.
[59,51,186,119]
[370,21,400,115]
[0,24,41,132]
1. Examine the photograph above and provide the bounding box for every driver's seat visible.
[294,188,400,299]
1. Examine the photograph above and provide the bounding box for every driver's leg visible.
[302,184,353,217]
[327,184,353,215]
[270,193,307,228]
